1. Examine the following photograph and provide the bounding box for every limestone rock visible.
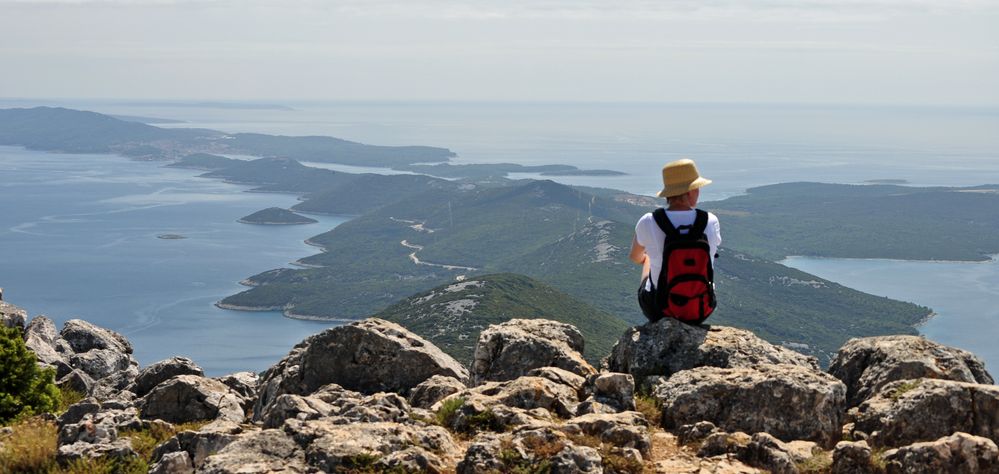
[606,319,819,388]
[69,348,134,380]
[561,411,651,455]
[132,356,204,397]
[829,335,994,407]
[438,375,581,424]
[261,394,335,429]
[283,419,460,473]
[57,369,96,396]
[457,428,603,474]
[152,424,243,469]
[578,372,636,414]
[148,450,195,474]
[882,432,999,474]
[408,375,466,409]
[60,318,133,354]
[739,432,821,474]
[56,439,137,464]
[678,421,721,446]
[23,315,66,366]
[851,378,999,448]
[831,440,877,474]
[215,371,259,411]
[138,374,244,424]
[654,364,845,447]
[698,431,752,458]
[253,318,468,420]
[472,319,596,384]
[197,429,309,474]
[0,301,27,331]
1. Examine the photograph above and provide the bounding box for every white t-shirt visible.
[635,209,721,291]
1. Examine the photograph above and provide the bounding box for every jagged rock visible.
[261,394,335,429]
[215,371,259,411]
[282,419,460,473]
[654,364,845,447]
[148,450,195,474]
[471,319,596,384]
[439,375,581,423]
[0,301,27,330]
[606,319,819,388]
[408,375,466,409]
[528,366,588,393]
[139,374,244,424]
[57,399,101,426]
[851,378,999,448]
[376,447,449,473]
[92,364,139,396]
[132,356,204,397]
[882,432,999,474]
[698,431,752,458]
[831,440,877,474]
[23,315,66,366]
[457,428,602,474]
[254,319,468,420]
[829,335,995,407]
[447,398,556,433]
[561,411,651,455]
[739,432,821,474]
[678,421,722,445]
[578,372,636,414]
[56,439,137,464]
[60,318,133,354]
[152,424,243,469]
[57,369,96,395]
[69,348,134,380]
[197,429,309,474]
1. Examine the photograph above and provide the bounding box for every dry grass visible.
[0,417,58,473]
[634,395,662,425]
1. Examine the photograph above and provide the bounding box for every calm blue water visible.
[0,147,345,375]
[2,101,998,375]
[783,256,999,373]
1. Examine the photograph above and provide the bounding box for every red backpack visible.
[651,208,716,324]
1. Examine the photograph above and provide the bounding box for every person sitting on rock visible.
[629,158,721,324]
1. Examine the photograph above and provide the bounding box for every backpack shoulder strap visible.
[691,209,709,238]
[652,208,680,239]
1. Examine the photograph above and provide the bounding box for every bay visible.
[782,256,999,373]
[0,146,345,375]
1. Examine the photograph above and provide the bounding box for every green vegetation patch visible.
[1,326,60,424]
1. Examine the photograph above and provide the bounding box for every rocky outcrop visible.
[471,318,596,384]
[138,375,244,424]
[131,356,204,397]
[457,428,604,474]
[882,432,999,473]
[254,318,468,420]
[0,301,27,330]
[408,375,466,409]
[831,440,877,474]
[829,335,994,407]
[196,429,309,474]
[60,318,133,355]
[850,378,999,448]
[653,364,846,447]
[606,318,819,388]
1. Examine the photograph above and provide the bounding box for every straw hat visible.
[656,159,712,198]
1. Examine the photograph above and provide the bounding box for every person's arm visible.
[629,235,647,265]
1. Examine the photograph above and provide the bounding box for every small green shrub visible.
[434,396,465,427]
[888,380,922,402]
[0,326,60,423]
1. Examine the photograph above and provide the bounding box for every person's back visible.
[629,159,721,323]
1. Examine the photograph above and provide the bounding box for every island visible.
[238,208,318,225]
[156,234,186,240]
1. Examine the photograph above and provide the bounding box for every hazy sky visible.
[2,0,998,105]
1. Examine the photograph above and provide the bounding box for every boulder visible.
[698,431,752,458]
[60,318,132,354]
[739,433,822,474]
[678,421,722,446]
[829,335,994,407]
[653,364,846,447]
[23,316,66,366]
[57,369,96,396]
[132,356,204,397]
[578,372,636,414]
[261,394,335,429]
[56,439,137,465]
[456,428,603,474]
[282,419,460,473]
[606,319,819,388]
[197,429,309,474]
[214,371,258,411]
[882,432,999,474]
[0,301,27,331]
[471,319,595,384]
[253,319,468,420]
[148,450,195,474]
[408,375,466,409]
[437,375,581,423]
[138,375,244,424]
[851,378,999,448]
[831,440,878,474]
[69,348,134,380]
[561,411,651,455]
[151,424,243,469]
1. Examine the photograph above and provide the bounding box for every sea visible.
[1,100,998,374]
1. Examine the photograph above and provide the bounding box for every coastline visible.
[214,301,351,323]
[236,219,316,225]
